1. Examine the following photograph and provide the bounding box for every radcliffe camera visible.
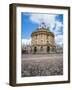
[21,13,63,77]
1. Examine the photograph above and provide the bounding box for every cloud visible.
[55,35,63,45]
[29,13,63,45]
[29,13,63,32]
[22,38,31,45]
[29,14,56,28]
[53,21,63,36]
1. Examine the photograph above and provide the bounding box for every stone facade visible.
[22,23,56,54]
[31,25,56,54]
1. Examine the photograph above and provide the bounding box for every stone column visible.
[50,47,52,53]
[37,46,40,53]
[43,46,47,53]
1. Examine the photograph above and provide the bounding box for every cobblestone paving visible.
[21,54,63,77]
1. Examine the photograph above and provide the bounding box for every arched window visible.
[40,46,43,51]
[47,41,49,44]
[41,40,43,44]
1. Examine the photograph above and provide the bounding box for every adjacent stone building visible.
[31,22,56,54]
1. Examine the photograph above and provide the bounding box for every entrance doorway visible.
[34,47,37,53]
[40,46,43,51]
[47,46,50,53]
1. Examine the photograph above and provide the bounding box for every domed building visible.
[31,22,56,54]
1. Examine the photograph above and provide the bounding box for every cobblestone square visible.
[21,54,63,77]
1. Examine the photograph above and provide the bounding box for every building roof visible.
[31,28,54,37]
[31,22,54,37]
